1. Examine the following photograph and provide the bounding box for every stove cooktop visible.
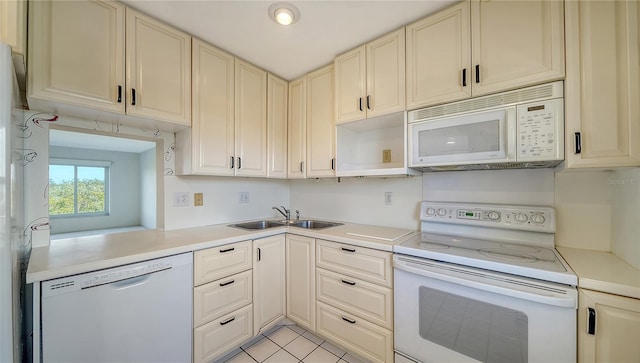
[395,232,577,286]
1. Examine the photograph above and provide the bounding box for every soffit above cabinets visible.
[120,0,457,81]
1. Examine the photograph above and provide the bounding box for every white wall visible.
[164,176,290,230]
[610,168,640,269]
[290,176,423,230]
[554,170,612,251]
[49,146,142,234]
[140,148,156,229]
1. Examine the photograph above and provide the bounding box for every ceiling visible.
[121,0,457,81]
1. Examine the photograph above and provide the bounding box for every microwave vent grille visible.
[409,82,559,122]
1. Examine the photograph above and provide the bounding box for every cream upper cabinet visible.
[307,64,336,178]
[235,59,268,177]
[177,39,235,176]
[578,289,640,363]
[335,28,405,123]
[406,1,471,109]
[267,74,288,179]
[470,0,565,96]
[125,8,191,126]
[28,0,126,113]
[253,235,286,335]
[565,0,640,168]
[0,0,27,59]
[406,0,564,110]
[286,235,315,331]
[288,77,307,179]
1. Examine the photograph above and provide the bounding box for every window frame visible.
[49,158,111,218]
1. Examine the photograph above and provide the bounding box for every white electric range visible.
[393,202,577,363]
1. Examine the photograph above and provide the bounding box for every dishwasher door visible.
[41,252,193,363]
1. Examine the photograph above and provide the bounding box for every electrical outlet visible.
[194,193,204,207]
[385,192,392,205]
[173,192,189,207]
[239,192,250,203]
[383,149,392,163]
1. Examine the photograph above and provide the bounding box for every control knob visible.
[436,208,447,216]
[425,207,436,216]
[531,213,546,224]
[515,213,528,222]
[487,211,500,221]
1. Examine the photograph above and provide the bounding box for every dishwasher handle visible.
[81,266,172,290]
[394,256,577,308]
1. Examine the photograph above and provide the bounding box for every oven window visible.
[419,287,528,363]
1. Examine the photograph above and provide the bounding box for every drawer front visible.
[316,239,392,287]
[316,268,392,329]
[316,301,393,363]
[194,240,252,286]
[194,304,253,363]
[194,270,252,327]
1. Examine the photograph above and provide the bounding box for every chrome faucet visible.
[273,206,290,220]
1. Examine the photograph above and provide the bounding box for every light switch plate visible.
[173,192,189,207]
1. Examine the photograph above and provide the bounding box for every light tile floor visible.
[214,321,369,363]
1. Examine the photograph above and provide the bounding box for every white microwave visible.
[408,82,564,171]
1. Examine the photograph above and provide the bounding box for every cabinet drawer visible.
[194,270,252,327]
[316,268,392,329]
[316,239,392,287]
[316,301,393,363]
[194,241,252,286]
[194,304,253,363]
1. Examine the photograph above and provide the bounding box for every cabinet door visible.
[578,289,640,363]
[267,74,288,178]
[28,0,125,113]
[406,2,471,109]
[287,77,307,179]
[189,39,235,175]
[235,59,268,177]
[0,0,26,57]
[126,8,191,126]
[565,0,640,168]
[335,45,366,123]
[470,0,565,96]
[307,65,336,178]
[366,28,405,118]
[253,235,285,335]
[286,235,315,331]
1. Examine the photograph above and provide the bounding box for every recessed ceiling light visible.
[269,2,300,26]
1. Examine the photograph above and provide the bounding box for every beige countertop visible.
[557,247,640,300]
[27,220,417,283]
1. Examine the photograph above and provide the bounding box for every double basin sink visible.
[230,219,342,231]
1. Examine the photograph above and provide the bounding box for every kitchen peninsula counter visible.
[27,221,416,283]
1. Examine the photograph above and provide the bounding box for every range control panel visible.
[421,202,555,233]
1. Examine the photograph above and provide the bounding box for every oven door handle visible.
[394,257,577,308]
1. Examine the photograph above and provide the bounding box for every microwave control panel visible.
[516,99,564,161]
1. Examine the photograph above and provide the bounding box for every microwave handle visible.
[574,132,582,154]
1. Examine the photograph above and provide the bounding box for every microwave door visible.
[412,108,516,166]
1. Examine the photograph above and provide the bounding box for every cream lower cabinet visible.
[564,0,640,168]
[193,241,253,363]
[286,234,315,330]
[253,235,286,335]
[306,65,336,177]
[315,239,393,363]
[578,289,640,363]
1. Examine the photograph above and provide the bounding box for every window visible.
[49,159,110,216]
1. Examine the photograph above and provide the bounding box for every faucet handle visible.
[295,210,300,221]
[281,205,290,213]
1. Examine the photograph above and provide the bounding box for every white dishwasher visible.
[41,252,193,363]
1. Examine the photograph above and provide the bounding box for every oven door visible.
[393,255,576,363]
[409,107,516,167]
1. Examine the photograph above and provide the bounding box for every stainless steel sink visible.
[229,220,286,230]
[291,220,343,230]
